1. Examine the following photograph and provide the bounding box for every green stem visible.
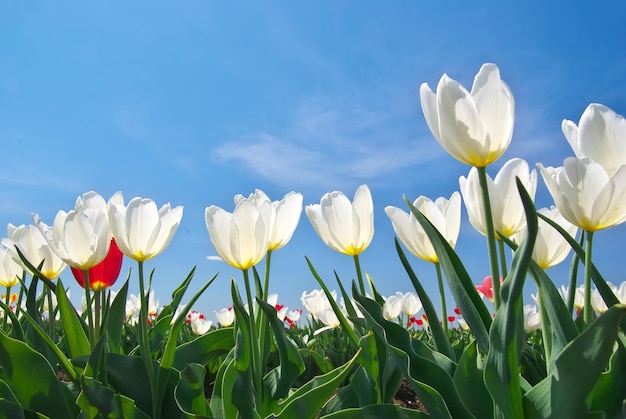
[498,239,508,279]
[435,262,448,335]
[262,250,272,301]
[137,261,158,419]
[46,286,55,342]
[353,254,365,295]
[94,290,102,342]
[477,166,501,310]
[82,269,95,346]
[583,231,595,327]
[242,269,262,414]
[566,232,584,315]
[3,287,9,332]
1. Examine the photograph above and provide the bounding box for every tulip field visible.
[1,63,626,418]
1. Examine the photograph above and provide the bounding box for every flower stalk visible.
[583,231,594,327]
[477,166,501,309]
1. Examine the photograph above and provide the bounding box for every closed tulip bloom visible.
[562,103,626,176]
[385,192,461,263]
[512,206,578,269]
[205,199,272,270]
[401,292,422,316]
[215,307,235,327]
[0,247,23,288]
[234,190,303,251]
[71,239,123,291]
[383,293,403,321]
[538,157,626,232]
[420,63,514,168]
[2,223,67,280]
[523,305,541,332]
[306,184,374,256]
[301,289,336,319]
[460,158,537,238]
[33,191,112,270]
[108,195,183,262]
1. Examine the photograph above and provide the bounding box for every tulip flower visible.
[386,192,460,331]
[205,199,272,271]
[306,184,374,294]
[400,292,422,317]
[2,223,67,280]
[476,276,503,303]
[306,184,374,257]
[539,157,626,327]
[420,63,514,168]
[187,311,213,335]
[460,158,537,239]
[108,195,184,262]
[562,103,626,176]
[386,192,461,264]
[382,293,403,321]
[33,191,112,270]
[215,307,235,327]
[523,305,541,332]
[234,189,303,299]
[70,239,123,291]
[234,189,303,251]
[0,247,22,289]
[301,289,336,319]
[512,206,578,270]
[538,157,626,232]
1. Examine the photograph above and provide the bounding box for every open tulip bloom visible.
[562,103,626,177]
[386,192,460,331]
[233,189,303,299]
[420,63,514,168]
[306,184,374,294]
[539,156,626,326]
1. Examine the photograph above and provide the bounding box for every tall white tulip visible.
[420,63,515,168]
[538,157,626,232]
[205,199,272,270]
[385,192,461,263]
[512,207,578,270]
[0,247,23,288]
[460,158,537,238]
[108,194,183,262]
[305,184,374,256]
[562,103,626,176]
[234,190,303,251]
[2,223,67,279]
[382,293,403,321]
[33,191,112,270]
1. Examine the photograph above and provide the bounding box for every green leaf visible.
[104,276,130,354]
[523,304,626,418]
[230,279,256,418]
[405,197,493,353]
[353,290,472,419]
[587,333,626,417]
[484,179,537,419]
[320,403,429,418]
[78,375,151,418]
[0,332,77,418]
[269,348,360,418]
[55,279,90,360]
[257,299,305,402]
[394,240,455,360]
[0,379,27,419]
[173,327,235,371]
[538,212,625,332]
[453,341,493,419]
[208,349,237,419]
[174,363,211,417]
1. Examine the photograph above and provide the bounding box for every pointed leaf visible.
[174,363,211,417]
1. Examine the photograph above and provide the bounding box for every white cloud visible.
[206,255,223,262]
[214,96,444,192]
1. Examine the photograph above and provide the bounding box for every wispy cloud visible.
[214,96,444,192]
[206,255,223,262]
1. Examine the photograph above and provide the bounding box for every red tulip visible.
[71,239,123,291]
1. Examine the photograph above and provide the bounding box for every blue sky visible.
[1,2,625,320]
